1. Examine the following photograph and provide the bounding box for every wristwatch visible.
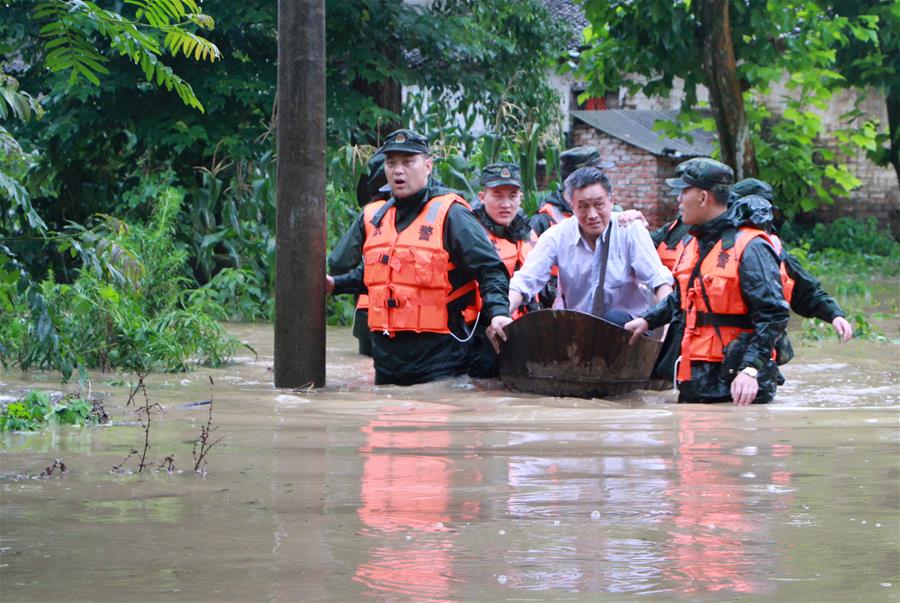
[739,366,759,379]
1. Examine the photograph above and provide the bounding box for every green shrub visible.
[0,390,105,432]
[1,188,246,378]
[806,217,899,256]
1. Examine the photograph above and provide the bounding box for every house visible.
[568,110,715,228]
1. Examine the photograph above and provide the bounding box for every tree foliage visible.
[575,0,888,216]
[1,0,573,377]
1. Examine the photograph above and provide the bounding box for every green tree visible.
[576,0,886,215]
[830,0,899,181]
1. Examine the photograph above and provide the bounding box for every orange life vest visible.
[674,227,775,382]
[537,203,571,227]
[768,235,796,304]
[356,294,369,311]
[538,204,569,279]
[657,221,691,272]
[481,228,537,319]
[487,230,537,277]
[362,194,477,336]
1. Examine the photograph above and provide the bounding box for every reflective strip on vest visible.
[674,227,774,382]
[362,194,476,335]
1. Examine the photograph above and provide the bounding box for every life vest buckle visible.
[386,298,400,308]
[380,254,390,265]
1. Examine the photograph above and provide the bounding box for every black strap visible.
[370,198,396,228]
[687,231,737,346]
[590,223,613,316]
[695,312,753,329]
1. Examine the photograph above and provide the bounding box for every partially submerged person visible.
[730,178,852,343]
[469,162,539,377]
[489,166,673,351]
[328,152,391,357]
[325,129,511,385]
[625,159,790,405]
[625,167,853,381]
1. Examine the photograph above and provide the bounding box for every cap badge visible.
[395,133,407,143]
[501,167,511,177]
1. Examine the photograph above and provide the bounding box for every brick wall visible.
[572,121,680,228]
[611,81,900,237]
[758,84,899,237]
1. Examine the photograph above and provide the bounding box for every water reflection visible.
[502,420,670,594]
[354,405,468,603]
[663,411,793,596]
[1,324,897,602]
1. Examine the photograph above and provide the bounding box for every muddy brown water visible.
[1,323,898,602]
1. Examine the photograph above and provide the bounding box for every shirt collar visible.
[571,217,613,248]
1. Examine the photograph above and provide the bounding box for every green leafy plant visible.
[1,188,246,378]
[0,390,106,432]
[575,0,887,216]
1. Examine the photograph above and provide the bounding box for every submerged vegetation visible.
[0,389,107,432]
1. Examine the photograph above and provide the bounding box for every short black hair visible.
[564,166,612,202]
[711,187,730,205]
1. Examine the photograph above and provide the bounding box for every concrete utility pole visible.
[274,0,326,387]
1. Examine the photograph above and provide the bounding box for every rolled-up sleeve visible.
[509,227,559,300]
[626,223,674,291]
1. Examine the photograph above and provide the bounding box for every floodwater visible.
[1,323,898,602]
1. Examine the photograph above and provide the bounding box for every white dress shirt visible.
[509,215,674,316]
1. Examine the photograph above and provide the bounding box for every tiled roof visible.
[571,109,716,158]
[541,0,589,50]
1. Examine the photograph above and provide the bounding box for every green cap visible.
[731,177,774,202]
[480,162,522,189]
[673,157,706,178]
[379,128,430,155]
[560,146,614,180]
[666,157,733,192]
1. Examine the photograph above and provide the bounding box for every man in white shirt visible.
[488,166,673,350]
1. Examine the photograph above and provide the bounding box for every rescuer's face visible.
[385,152,432,199]
[478,185,522,226]
[572,183,613,238]
[678,186,709,226]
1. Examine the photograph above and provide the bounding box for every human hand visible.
[325,275,335,295]
[486,315,514,354]
[730,372,758,406]
[623,317,649,345]
[617,209,649,228]
[832,316,853,343]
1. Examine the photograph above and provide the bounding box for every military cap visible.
[731,177,774,202]
[673,157,706,178]
[480,162,522,189]
[560,146,614,180]
[379,128,430,155]
[666,157,734,191]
